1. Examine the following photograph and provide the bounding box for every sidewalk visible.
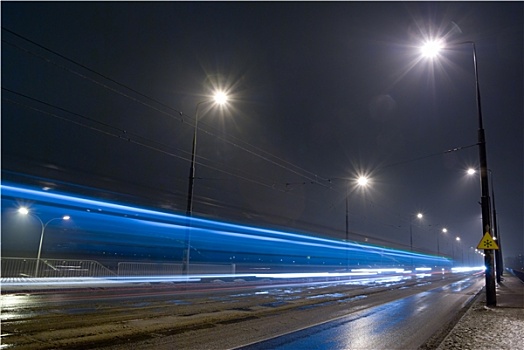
[436,271,524,349]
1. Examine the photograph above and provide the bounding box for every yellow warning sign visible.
[477,232,499,250]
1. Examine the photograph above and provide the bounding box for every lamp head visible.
[213,91,228,105]
[420,40,443,58]
[18,207,29,215]
[356,176,369,187]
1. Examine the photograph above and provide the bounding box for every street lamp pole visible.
[18,208,70,277]
[184,92,229,273]
[454,236,461,267]
[183,101,204,274]
[410,213,423,252]
[421,40,495,305]
[344,176,369,270]
[488,169,503,283]
[409,213,423,267]
[468,41,496,306]
[186,101,206,217]
[438,228,448,258]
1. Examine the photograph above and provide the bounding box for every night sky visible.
[2,2,522,260]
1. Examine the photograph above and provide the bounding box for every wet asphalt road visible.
[1,273,484,349]
[236,277,484,350]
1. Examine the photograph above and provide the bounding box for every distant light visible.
[417,213,423,219]
[357,176,369,187]
[467,168,476,175]
[18,207,29,215]
[213,91,228,105]
[442,228,447,233]
[452,266,485,273]
[63,215,71,220]
[456,237,461,241]
[420,40,443,58]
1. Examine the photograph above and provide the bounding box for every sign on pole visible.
[477,232,499,250]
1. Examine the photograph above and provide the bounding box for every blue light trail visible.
[1,182,451,273]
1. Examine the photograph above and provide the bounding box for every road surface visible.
[1,272,483,349]
[236,277,483,349]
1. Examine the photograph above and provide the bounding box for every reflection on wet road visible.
[237,276,483,350]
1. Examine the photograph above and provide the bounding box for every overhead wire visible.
[1,88,289,194]
[1,27,330,188]
[1,27,474,243]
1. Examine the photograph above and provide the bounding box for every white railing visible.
[1,258,237,278]
[1,257,116,278]
[117,262,235,276]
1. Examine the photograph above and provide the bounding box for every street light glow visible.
[16,207,71,277]
[420,40,443,58]
[213,91,228,105]
[357,176,369,187]
[467,168,476,175]
[18,207,29,215]
[456,237,461,241]
[442,228,447,233]
[417,213,423,219]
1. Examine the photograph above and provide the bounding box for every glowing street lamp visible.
[17,207,70,277]
[186,90,229,216]
[357,176,369,187]
[437,227,448,257]
[420,40,443,59]
[184,90,229,273]
[344,175,370,270]
[420,38,495,305]
[410,212,423,253]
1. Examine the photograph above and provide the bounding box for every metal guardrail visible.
[117,262,236,276]
[1,258,236,278]
[1,257,116,278]
[117,262,183,276]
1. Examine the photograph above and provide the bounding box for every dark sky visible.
[2,2,522,259]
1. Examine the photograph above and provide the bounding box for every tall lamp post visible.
[408,212,423,268]
[409,213,423,251]
[438,228,447,258]
[421,39,495,306]
[345,176,370,270]
[184,91,229,272]
[490,171,503,283]
[18,207,70,277]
